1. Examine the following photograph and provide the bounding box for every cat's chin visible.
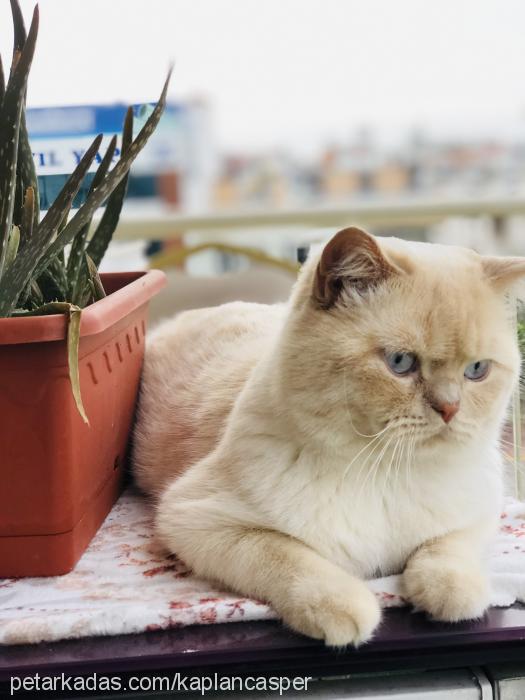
[418,424,474,448]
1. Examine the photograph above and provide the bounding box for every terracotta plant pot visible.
[0,270,166,577]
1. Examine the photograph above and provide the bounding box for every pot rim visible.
[0,269,166,345]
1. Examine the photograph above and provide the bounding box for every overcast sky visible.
[2,0,525,154]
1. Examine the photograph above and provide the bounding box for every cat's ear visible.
[313,227,401,308]
[482,256,525,291]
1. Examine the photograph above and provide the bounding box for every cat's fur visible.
[133,227,525,646]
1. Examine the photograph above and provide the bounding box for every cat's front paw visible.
[281,573,381,647]
[403,553,489,622]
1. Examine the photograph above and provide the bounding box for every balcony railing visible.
[111,195,525,240]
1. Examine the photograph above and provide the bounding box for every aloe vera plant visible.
[0,0,171,421]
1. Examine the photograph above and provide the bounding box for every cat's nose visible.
[431,400,460,424]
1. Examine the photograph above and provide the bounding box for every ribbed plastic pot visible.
[0,270,166,577]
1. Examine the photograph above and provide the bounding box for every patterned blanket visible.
[1,488,525,645]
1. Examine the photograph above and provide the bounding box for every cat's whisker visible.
[410,430,418,473]
[342,367,393,439]
[405,428,417,492]
[384,435,402,489]
[349,431,391,496]
[394,429,410,494]
[498,436,518,447]
[498,440,520,457]
[403,429,414,487]
[347,412,391,439]
[341,415,403,484]
[374,435,397,488]
[360,433,397,500]
[402,433,411,492]
[390,427,407,494]
[341,428,390,484]
[351,431,395,504]
[410,430,417,474]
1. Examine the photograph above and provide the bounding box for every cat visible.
[133,226,525,646]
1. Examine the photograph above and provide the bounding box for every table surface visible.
[2,604,525,682]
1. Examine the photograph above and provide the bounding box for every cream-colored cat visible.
[134,227,525,646]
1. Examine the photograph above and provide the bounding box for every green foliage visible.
[0,0,171,420]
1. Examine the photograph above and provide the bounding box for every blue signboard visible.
[27,102,184,209]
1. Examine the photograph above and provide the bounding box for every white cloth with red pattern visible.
[1,489,525,645]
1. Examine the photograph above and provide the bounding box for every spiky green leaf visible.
[35,133,102,251]
[0,5,38,279]
[67,135,117,296]
[8,0,38,232]
[86,108,134,267]
[37,257,68,302]
[20,185,34,244]
[14,112,40,232]
[23,278,43,308]
[38,70,171,275]
[4,225,19,269]
[9,0,27,76]
[86,253,106,301]
[0,133,102,316]
[0,55,5,104]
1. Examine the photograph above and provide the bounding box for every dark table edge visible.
[2,606,525,681]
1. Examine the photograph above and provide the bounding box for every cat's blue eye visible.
[385,351,418,376]
[464,359,491,381]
